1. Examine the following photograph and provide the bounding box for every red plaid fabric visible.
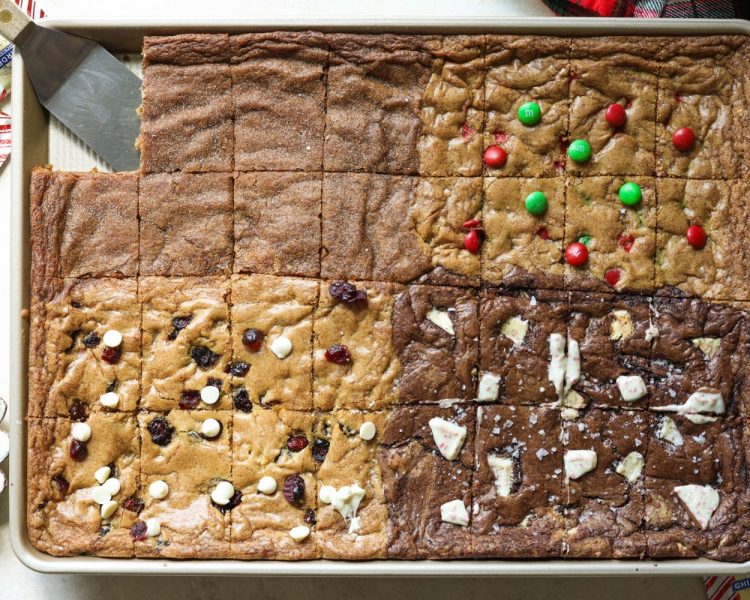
[542,0,737,17]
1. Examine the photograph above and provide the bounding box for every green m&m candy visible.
[524,191,548,216]
[517,101,542,126]
[618,181,642,207]
[568,139,591,163]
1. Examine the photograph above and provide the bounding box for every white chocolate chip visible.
[100,500,118,519]
[616,375,647,402]
[651,388,724,417]
[91,486,112,505]
[691,337,721,359]
[428,417,467,461]
[564,450,597,480]
[658,416,683,446]
[211,481,235,506]
[674,484,720,530]
[94,466,111,484]
[101,478,121,496]
[145,518,161,537]
[685,414,718,425]
[99,392,119,408]
[102,330,123,348]
[477,372,500,402]
[615,451,644,483]
[319,484,366,534]
[500,316,528,345]
[200,385,220,405]
[610,310,634,341]
[319,485,335,505]
[440,499,469,526]
[289,525,311,542]
[563,389,587,409]
[0,431,9,463]
[548,333,566,399]
[71,422,91,442]
[258,476,277,495]
[564,338,580,396]
[561,408,580,421]
[270,336,293,359]
[487,455,515,497]
[359,421,377,441]
[201,418,222,438]
[426,308,455,336]
[149,480,169,500]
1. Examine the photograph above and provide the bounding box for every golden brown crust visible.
[143,33,230,66]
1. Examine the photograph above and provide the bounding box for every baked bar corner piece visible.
[482,176,565,290]
[140,276,232,412]
[564,176,656,293]
[484,35,570,178]
[230,275,317,411]
[27,414,139,557]
[234,171,322,278]
[136,410,231,558]
[28,277,140,418]
[30,167,138,283]
[232,409,318,559]
[315,410,389,559]
[231,31,327,172]
[472,405,564,558]
[140,33,233,173]
[139,172,233,277]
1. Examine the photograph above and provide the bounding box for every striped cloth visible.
[704,575,750,600]
[542,0,739,17]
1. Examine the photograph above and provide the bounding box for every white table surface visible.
[0,1,719,597]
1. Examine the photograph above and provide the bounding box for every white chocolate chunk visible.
[428,417,467,461]
[103,329,123,348]
[149,480,169,500]
[289,525,311,542]
[440,499,469,526]
[319,484,366,534]
[100,500,118,519]
[101,478,121,496]
[487,455,515,497]
[91,486,112,505]
[563,389,587,409]
[645,323,659,342]
[201,418,222,438]
[685,414,718,425]
[145,518,161,537]
[359,421,376,441]
[564,338,580,396]
[564,450,597,480]
[99,391,119,408]
[270,336,293,359]
[200,385,220,405]
[561,408,580,421]
[258,476,277,495]
[651,389,724,417]
[548,333,566,400]
[71,422,91,442]
[616,375,647,402]
[0,431,9,463]
[674,484,720,530]
[501,316,528,345]
[692,337,721,359]
[658,416,683,447]
[477,372,500,402]
[211,481,235,505]
[426,308,455,336]
[616,451,644,483]
[94,466,111,484]
[610,310,634,341]
[319,485,335,505]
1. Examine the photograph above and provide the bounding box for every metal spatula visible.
[0,0,141,171]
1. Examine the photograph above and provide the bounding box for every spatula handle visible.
[0,0,33,43]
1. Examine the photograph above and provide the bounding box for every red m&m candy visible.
[605,103,627,128]
[604,268,621,287]
[565,242,588,267]
[464,229,481,254]
[686,224,707,249]
[673,127,696,152]
[483,145,507,168]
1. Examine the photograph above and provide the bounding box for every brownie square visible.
[230,275,317,411]
[136,411,231,558]
[391,285,479,404]
[379,404,475,558]
[567,37,659,176]
[482,177,565,289]
[27,415,139,557]
[484,36,570,177]
[231,32,327,171]
[564,176,656,293]
[325,34,439,174]
[568,292,653,409]
[140,277,232,411]
[232,409,318,559]
[139,172,233,277]
[313,281,400,411]
[479,289,568,405]
[140,34,233,173]
[30,168,138,282]
[234,171,321,278]
[417,36,485,177]
[315,410,389,559]
[563,408,649,558]
[29,278,141,418]
[472,405,564,558]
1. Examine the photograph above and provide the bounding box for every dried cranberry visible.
[227,362,250,377]
[233,388,253,413]
[179,390,201,409]
[618,233,635,253]
[167,315,193,340]
[122,496,144,514]
[147,417,174,446]
[107,462,118,478]
[312,438,330,463]
[207,377,223,388]
[304,508,317,525]
[52,474,69,494]
[213,489,242,513]
[68,399,88,422]
[69,439,88,461]
[101,345,121,364]
[536,227,550,241]
[82,332,100,348]
[282,474,305,506]
[325,344,352,365]
[242,328,264,351]
[191,346,219,369]
[287,435,309,452]
[130,521,148,541]
[328,281,367,305]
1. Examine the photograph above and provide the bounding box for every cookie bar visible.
[231,32,328,171]
[140,34,233,173]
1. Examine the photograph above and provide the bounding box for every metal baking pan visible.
[10,16,750,575]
